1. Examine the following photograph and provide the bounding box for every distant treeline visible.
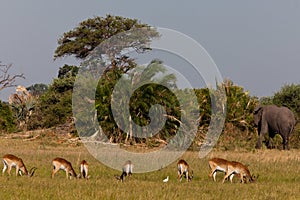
[1,64,299,150]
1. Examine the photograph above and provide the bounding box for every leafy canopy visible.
[54,15,159,59]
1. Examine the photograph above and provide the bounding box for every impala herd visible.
[2,154,255,183]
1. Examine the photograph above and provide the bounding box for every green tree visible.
[57,15,160,140]
[54,15,158,59]
[272,84,300,119]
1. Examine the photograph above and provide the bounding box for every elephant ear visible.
[254,106,263,114]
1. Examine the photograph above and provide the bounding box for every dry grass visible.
[0,136,299,200]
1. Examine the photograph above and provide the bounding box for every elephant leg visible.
[267,137,274,149]
[282,136,289,150]
[255,137,262,149]
[256,122,268,149]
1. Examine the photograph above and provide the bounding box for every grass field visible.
[0,137,299,200]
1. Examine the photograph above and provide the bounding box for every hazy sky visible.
[0,0,299,100]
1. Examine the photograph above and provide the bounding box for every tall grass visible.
[0,138,299,200]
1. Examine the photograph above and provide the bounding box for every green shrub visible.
[0,101,16,132]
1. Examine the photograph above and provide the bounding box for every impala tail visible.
[2,154,37,177]
[118,160,133,182]
[79,160,89,179]
[177,159,193,182]
[52,157,77,179]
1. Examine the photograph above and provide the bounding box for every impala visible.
[2,154,37,177]
[52,157,77,179]
[177,159,193,182]
[208,157,236,182]
[79,160,89,179]
[223,160,254,184]
[116,160,133,182]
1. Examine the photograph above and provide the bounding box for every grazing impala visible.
[208,157,236,182]
[223,160,254,184]
[79,160,89,179]
[116,160,133,182]
[177,159,193,182]
[2,154,37,177]
[52,157,77,179]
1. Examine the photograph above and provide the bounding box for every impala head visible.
[243,172,257,183]
[2,154,37,177]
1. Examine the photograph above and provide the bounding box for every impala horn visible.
[29,167,37,177]
[251,173,259,182]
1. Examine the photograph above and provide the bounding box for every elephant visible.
[253,105,295,150]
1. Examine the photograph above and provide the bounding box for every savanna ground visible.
[0,132,299,200]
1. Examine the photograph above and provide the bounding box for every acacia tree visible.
[54,15,159,140]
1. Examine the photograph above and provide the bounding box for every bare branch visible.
[0,62,25,91]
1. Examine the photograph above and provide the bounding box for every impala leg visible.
[186,172,189,182]
[178,172,183,182]
[66,169,69,179]
[86,168,88,179]
[180,172,184,182]
[240,175,245,184]
[51,168,60,178]
[177,172,181,181]
[7,166,12,175]
[213,171,217,181]
[7,166,12,176]
[16,166,20,176]
[2,164,7,175]
[223,172,232,184]
[229,174,234,183]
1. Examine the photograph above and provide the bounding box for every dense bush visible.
[27,66,76,130]
[193,80,259,150]
[0,101,16,132]
[272,84,300,120]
